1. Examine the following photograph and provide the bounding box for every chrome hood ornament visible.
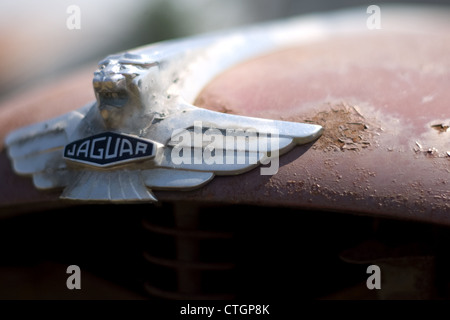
[5,18,324,202]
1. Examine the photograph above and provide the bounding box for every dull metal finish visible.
[191,9,450,225]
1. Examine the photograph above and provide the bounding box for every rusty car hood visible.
[0,5,449,225]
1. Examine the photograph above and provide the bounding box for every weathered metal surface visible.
[0,6,449,225]
[190,29,450,225]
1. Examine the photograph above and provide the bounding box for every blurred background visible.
[1,0,450,103]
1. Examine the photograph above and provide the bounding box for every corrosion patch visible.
[301,101,381,152]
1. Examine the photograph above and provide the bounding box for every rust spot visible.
[285,179,305,195]
[300,102,379,152]
[431,123,449,133]
[413,120,450,158]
